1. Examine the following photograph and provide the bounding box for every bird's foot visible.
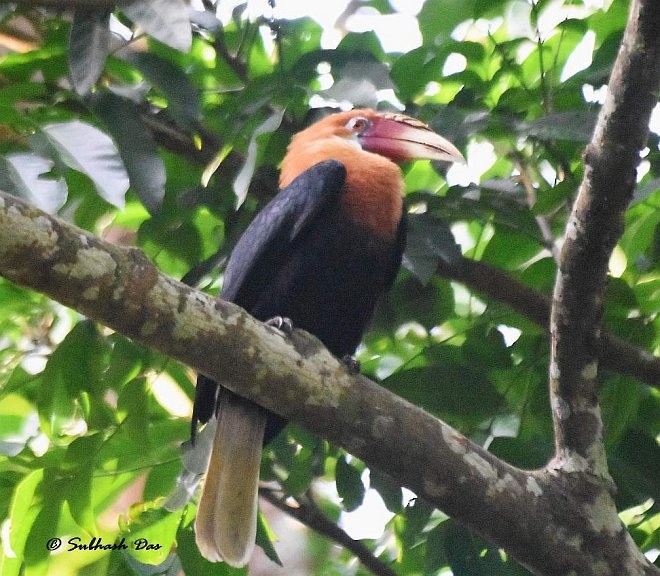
[265,316,294,336]
[341,355,361,374]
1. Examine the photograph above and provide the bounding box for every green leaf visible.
[322,58,392,108]
[7,469,44,570]
[69,9,111,95]
[0,153,68,213]
[462,328,511,370]
[127,52,201,128]
[233,108,284,208]
[369,469,402,513]
[445,520,533,575]
[22,475,65,568]
[482,227,542,270]
[117,377,150,443]
[89,92,166,214]
[403,213,462,284]
[36,120,130,209]
[144,459,182,502]
[102,335,146,391]
[515,111,598,142]
[445,521,487,576]
[123,0,192,52]
[621,204,660,265]
[138,218,203,275]
[337,32,385,61]
[418,0,476,44]
[256,510,283,566]
[395,497,434,548]
[335,456,365,512]
[0,44,67,82]
[383,346,504,424]
[64,433,104,533]
[38,321,108,438]
[610,430,660,508]
[278,18,323,66]
[391,47,436,101]
[600,376,642,449]
[376,274,454,333]
[281,444,315,496]
[474,0,510,18]
[632,177,660,204]
[437,185,541,242]
[425,520,449,574]
[633,275,660,316]
[587,1,629,44]
[123,507,181,565]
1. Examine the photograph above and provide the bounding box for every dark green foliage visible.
[0,1,657,575]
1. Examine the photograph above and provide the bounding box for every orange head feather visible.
[279,109,464,238]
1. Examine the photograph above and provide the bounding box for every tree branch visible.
[434,255,660,388]
[260,488,397,576]
[0,190,656,575]
[548,0,660,476]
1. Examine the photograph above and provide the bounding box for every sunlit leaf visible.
[122,507,181,565]
[69,9,111,95]
[64,433,104,532]
[233,108,284,208]
[37,321,108,439]
[256,511,282,566]
[37,121,130,209]
[90,92,166,213]
[0,153,67,213]
[7,469,45,565]
[418,0,476,43]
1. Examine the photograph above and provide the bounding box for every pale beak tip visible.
[442,141,466,165]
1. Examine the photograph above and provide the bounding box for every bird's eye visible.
[345,116,371,133]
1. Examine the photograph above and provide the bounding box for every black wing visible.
[221,160,347,306]
[192,160,346,436]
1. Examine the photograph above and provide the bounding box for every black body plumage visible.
[192,159,405,443]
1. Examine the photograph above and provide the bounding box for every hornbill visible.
[192,108,464,566]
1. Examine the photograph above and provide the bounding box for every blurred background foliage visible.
[0,0,658,574]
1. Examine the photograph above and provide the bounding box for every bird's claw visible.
[341,355,361,374]
[265,316,294,336]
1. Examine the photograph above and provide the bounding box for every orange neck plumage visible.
[280,126,404,240]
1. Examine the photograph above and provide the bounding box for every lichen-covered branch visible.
[549,0,660,476]
[0,190,657,575]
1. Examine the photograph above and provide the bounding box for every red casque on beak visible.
[359,113,465,164]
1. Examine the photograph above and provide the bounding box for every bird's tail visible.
[194,391,266,567]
